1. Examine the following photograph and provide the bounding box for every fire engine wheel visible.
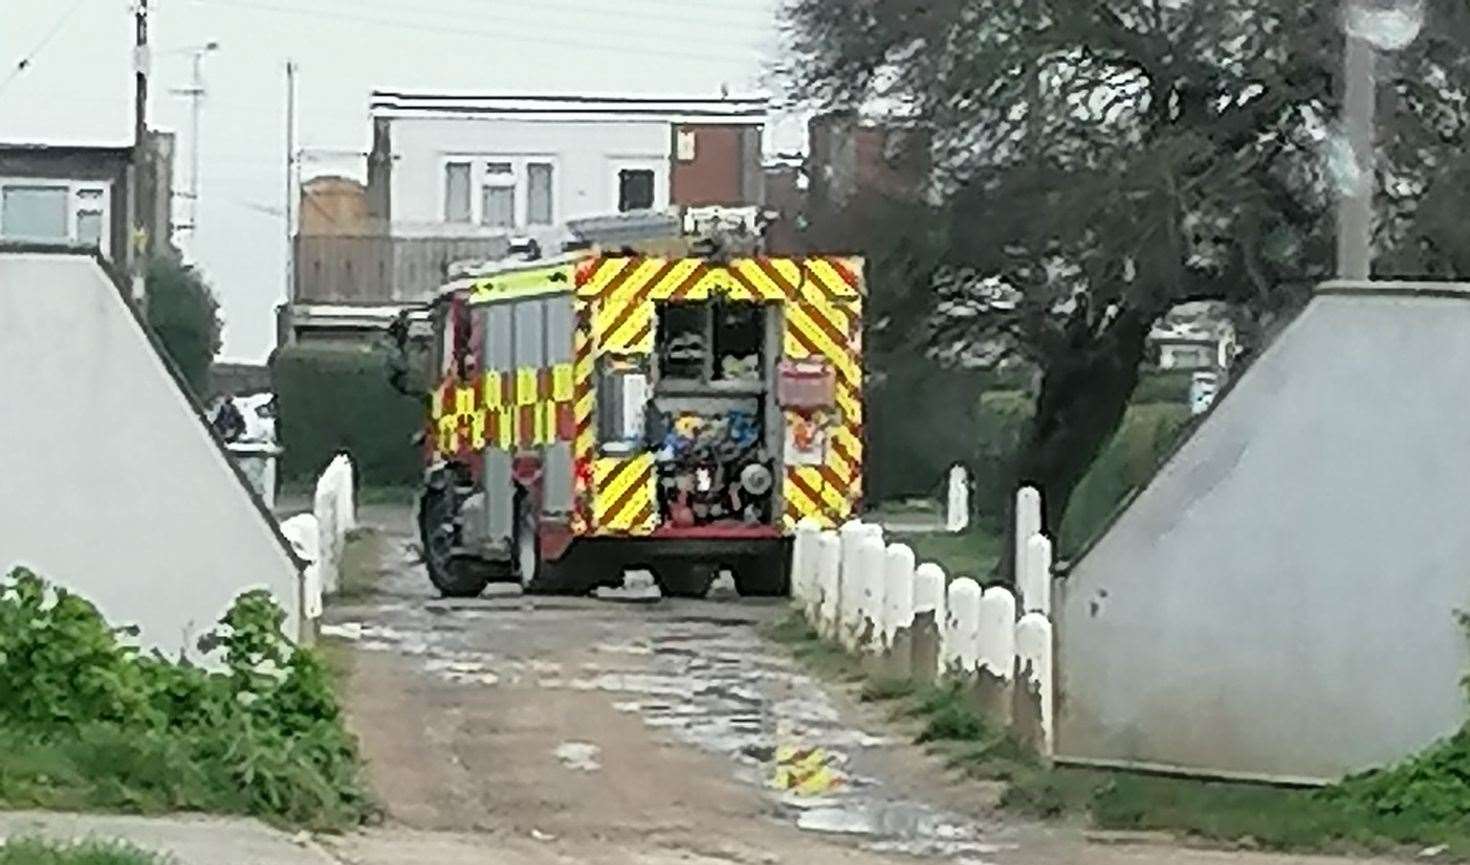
[656,562,718,599]
[420,485,496,598]
[733,550,790,597]
[515,497,580,595]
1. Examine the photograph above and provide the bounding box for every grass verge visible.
[764,608,1470,859]
[336,528,393,599]
[888,526,1004,585]
[0,837,170,865]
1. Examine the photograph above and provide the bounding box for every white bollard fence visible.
[978,586,1018,680]
[1015,486,1041,579]
[791,517,822,606]
[913,562,946,683]
[312,453,356,597]
[944,578,983,676]
[881,544,916,650]
[816,531,842,638]
[1016,612,1055,757]
[854,535,888,652]
[1021,534,1053,615]
[280,513,322,622]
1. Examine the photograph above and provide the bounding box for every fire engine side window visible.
[597,356,649,454]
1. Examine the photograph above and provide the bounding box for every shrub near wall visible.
[272,343,424,486]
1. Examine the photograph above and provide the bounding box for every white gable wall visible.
[388,116,670,234]
[0,252,301,659]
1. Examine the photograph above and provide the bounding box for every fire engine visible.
[418,249,865,597]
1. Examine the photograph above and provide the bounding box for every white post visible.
[792,517,822,604]
[944,578,983,677]
[1015,486,1041,579]
[1016,612,1054,757]
[878,543,916,681]
[855,535,887,654]
[881,544,916,649]
[946,464,970,533]
[839,521,867,649]
[1021,534,1053,615]
[333,453,357,532]
[912,563,946,683]
[280,513,322,623]
[815,532,842,637]
[313,472,340,597]
[978,586,1018,679]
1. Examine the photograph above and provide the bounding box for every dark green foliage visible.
[0,568,372,831]
[1131,370,1196,405]
[271,343,424,486]
[1058,403,1193,556]
[144,257,222,396]
[867,363,988,502]
[0,837,170,865]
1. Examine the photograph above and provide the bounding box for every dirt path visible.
[320,519,1406,865]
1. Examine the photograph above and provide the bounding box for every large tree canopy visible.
[783,0,1470,534]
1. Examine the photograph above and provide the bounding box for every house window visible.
[1,185,68,240]
[618,169,655,212]
[75,188,104,248]
[482,186,515,228]
[444,162,471,222]
[527,163,553,225]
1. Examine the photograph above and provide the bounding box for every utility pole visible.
[131,0,149,306]
[170,42,221,243]
[285,60,297,304]
[1337,28,1375,281]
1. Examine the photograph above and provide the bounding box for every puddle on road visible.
[554,741,602,772]
[327,597,1001,857]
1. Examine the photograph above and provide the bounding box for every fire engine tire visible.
[733,550,790,597]
[655,562,718,599]
[516,498,592,596]
[429,556,495,598]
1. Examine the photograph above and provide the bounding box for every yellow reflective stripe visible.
[552,363,574,401]
[516,368,537,406]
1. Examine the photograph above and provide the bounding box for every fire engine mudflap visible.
[414,251,865,599]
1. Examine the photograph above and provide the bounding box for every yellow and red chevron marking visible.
[574,255,865,535]
[572,313,596,534]
[592,453,657,535]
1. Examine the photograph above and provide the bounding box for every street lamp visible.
[1336,1,1423,280]
[166,41,222,240]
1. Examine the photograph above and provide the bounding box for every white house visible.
[367,92,768,248]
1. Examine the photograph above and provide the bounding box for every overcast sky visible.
[3,0,789,360]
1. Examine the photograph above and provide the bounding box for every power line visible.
[183,0,770,65]
[0,0,92,97]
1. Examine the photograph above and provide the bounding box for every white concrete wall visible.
[0,252,302,659]
[1057,287,1470,782]
[388,116,671,234]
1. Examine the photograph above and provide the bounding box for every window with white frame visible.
[444,161,472,222]
[440,157,556,229]
[481,161,515,228]
[527,162,553,226]
[0,179,110,253]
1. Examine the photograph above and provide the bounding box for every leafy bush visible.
[271,343,424,487]
[1132,369,1195,404]
[0,568,372,830]
[145,257,222,396]
[0,837,170,865]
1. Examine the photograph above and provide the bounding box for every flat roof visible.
[371,91,768,124]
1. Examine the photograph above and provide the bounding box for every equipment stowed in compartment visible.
[651,406,774,527]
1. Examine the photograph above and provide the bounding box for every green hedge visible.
[1132,369,1196,404]
[866,359,990,502]
[271,343,424,486]
[1058,402,1193,555]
